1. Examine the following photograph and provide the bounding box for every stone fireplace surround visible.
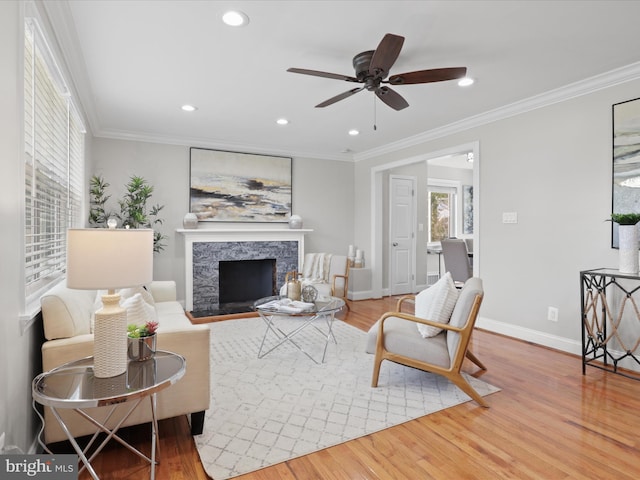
[178,228,311,313]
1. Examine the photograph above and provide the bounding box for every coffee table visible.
[32,350,185,480]
[253,295,345,364]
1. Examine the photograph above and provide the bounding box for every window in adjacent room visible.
[427,181,459,242]
[23,16,85,312]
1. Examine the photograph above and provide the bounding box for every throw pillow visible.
[121,292,158,325]
[415,272,459,338]
[119,286,156,306]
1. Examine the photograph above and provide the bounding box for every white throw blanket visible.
[302,253,332,283]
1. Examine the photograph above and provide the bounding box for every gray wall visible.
[90,138,355,302]
[354,77,638,353]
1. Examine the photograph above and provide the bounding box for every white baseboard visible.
[348,290,375,301]
[477,315,640,373]
[476,316,582,356]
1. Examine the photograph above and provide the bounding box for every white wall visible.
[90,138,355,302]
[354,78,640,354]
[0,0,42,454]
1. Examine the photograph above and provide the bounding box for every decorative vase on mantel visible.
[183,212,198,229]
[618,224,639,274]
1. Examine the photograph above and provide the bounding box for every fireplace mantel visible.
[178,227,312,311]
[177,227,312,241]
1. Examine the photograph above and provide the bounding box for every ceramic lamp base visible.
[93,294,127,378]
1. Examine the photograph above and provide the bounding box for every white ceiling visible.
[45,0,640,161]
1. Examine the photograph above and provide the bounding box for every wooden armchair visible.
[366,277,488,407]
[281,253,349,304]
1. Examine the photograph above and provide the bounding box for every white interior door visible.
[389,175,416,295]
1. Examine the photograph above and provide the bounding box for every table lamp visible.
[66,226,154,378]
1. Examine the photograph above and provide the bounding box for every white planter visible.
[618,224,639,274]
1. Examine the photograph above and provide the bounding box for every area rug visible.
[195,316,499,479]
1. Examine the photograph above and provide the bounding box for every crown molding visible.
[95,128,354,162]
[354,61,640,162]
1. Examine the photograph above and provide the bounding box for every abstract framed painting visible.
[612,97,640,247]
[190,147,292,223]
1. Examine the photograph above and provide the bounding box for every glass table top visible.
[253,295,345,316]
[32,350,185,409]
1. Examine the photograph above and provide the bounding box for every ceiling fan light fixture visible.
[222,11,249,27]
[458,77,474,87]
[287,34,468,111]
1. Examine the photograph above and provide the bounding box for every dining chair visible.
[441,238,473,286]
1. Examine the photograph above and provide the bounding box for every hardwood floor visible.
[68,296,640,479]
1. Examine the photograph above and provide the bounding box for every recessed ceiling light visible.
[458,77,474,87]
[222,11,249,27]
[276,118,289,125]
[181,104,197,112]
[348,129,359,136]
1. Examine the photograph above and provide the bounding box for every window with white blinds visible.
[24,18,84,304]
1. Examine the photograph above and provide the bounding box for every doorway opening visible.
[371,141,479,297]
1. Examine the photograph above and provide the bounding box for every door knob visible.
[392,242,398,246]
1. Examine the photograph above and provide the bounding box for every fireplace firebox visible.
[218,259,276,314]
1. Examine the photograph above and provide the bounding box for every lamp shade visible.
[66,228,154,290]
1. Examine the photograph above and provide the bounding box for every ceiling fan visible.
[287,33,467,111]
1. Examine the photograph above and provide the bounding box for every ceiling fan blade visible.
[369,33,404,79]
[375,86,409,111]
[388,67,467,85]
[287,68,359,83]
[315,87,365,108]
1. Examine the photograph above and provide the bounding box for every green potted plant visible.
[88,174,167,253]
[610,213,640,225]
[127,321,159,361]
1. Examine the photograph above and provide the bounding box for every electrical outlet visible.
[547,306,559,322]
[502,212,518,224]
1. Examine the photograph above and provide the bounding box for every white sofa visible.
[39,281,210,444]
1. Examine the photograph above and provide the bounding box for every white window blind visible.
[24,18,84,305]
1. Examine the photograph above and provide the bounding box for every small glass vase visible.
[127,334,157,362]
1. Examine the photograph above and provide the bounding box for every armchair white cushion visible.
[279,253,349,300]
[415,272,459,338]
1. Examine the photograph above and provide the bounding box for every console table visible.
[580,268,640,380]
[32,351,186,480]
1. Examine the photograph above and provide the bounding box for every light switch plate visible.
[502,212,518,224]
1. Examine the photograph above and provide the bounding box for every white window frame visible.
[427,179,461,242]
[21,13,85,323]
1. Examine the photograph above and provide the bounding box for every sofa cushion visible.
[415,272,459,338]
[41,283,95,340]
